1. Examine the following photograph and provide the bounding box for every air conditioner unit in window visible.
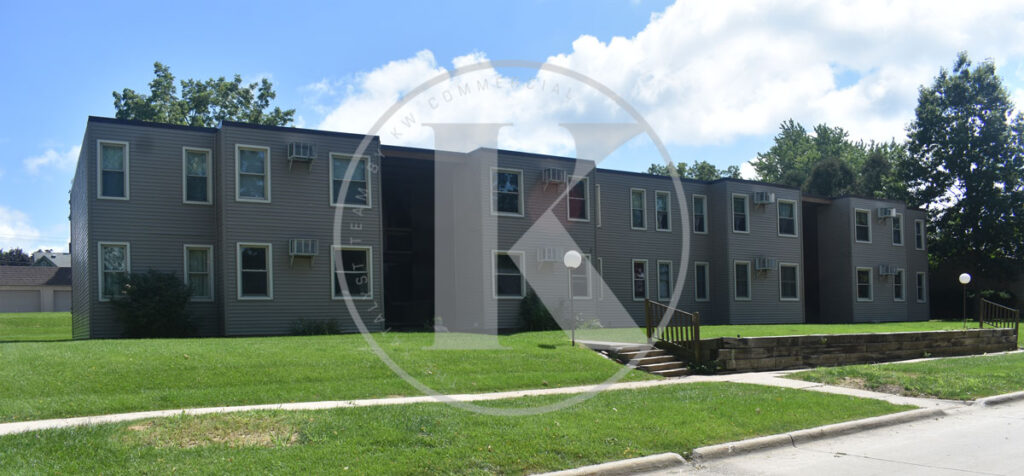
[287,142,317,172]
[753,191,776,204]
[536,247,561,263]
[877,207,897,219]
[754,256,777,271]
[542,168,566,185]
[289,239,318,256]
[878,264,898,276]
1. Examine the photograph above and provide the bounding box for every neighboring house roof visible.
[30,250,71,267]
[0,266,72,286]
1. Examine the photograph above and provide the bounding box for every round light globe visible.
[959,273,972,285]
[563,250,582,269]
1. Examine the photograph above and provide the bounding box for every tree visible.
[647,160,741,181]
[804,158,855,197]
[905,52,1024,276]
[0,248,32,266]
[113,62,295,127]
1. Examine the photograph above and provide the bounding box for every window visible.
[492,169,523,216]
[778,200,797,236]
[632,260,648,300]
[694,262,709,302]
[916,272,927,302]
[734,261,751,300]
[732,194,748,233]
[894,269,905,302]
[657,261,672,301]
[494,251,525,298]
[183,148,211,204]
[914,220,925,250]
[630,189,646,229]
[237,243,272,299]
[567,177,589,221]
[333,246,372,299]
[184,245,213,300]
[855,209,871,242]
[779,264,799,301]
[655,191,671,231]
[331,154,370,207]
[98,141,128,199]
[572,254,591,299]
[595,184,602,227]
[892,214,903,246]
[98,242,129,300]
[692,195,707,234]
[236,145,270,201]
[856,267,873,301]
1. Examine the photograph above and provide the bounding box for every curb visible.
[977,390,1024,407]
[690,407,946,462]
[534,453,686,476]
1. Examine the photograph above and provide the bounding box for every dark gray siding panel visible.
[71,131,91,339]
[816,201,853,323]
[905,208,930,321]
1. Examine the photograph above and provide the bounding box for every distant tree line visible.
[0,248,32,266]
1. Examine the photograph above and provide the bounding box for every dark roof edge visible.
[88,116,218,133]
[595,167,707,185]
[220,121,379,141]
[833,194,928,211]
[472,147,597,165]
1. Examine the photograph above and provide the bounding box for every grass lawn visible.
[789,352,1024,400]
[0,312,71,342]
[0,382,912,475]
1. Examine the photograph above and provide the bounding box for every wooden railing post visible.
[693,311,701,364]
[645,299,652,344]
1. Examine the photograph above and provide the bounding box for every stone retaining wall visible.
[711,329,1018,372]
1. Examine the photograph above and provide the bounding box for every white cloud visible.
[24,145,81,174]
[739,160,758,180]
[0,206,67,252]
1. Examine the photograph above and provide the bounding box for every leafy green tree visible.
[0,248,32,266]
[905,52,1024,276]
[804,158,855,197]
[647,160,741,181]
[113,62,295,127]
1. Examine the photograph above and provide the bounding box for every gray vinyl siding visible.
[70,132,90,339]
[217,125,384,336]
[905,208,930,320]
[815,203,854,323]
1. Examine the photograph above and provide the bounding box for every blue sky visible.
[2,0,1024,252]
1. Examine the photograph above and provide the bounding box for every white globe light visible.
[959,273,972,285]
[563,250,582,269]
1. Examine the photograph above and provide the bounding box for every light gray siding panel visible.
[846,198,915,322]
[905,208,930,321]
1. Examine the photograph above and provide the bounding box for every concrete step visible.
[628,355,677,366]
[619,349,668,360]
[616,344,656,353]
[652,367,691,377]
[640,361,687,372]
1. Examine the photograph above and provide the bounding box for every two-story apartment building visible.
[70,116,929,338]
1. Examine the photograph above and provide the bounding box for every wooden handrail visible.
[979,298,1020,342]
[645,299,702,364]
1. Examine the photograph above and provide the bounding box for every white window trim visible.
[914,219,926,250]
[566,176,590,222]
[694,261,710,302]
[331,245,374,300]
[733,260,752,301]
[183,244,214,301]
[235,144,271,203]
[854,209,872,243]
[916,272,928,303]
[630,188,647,230]
[97,140,130,200]
[329,153,373,209]
[855,267,874,302]
[656,260,673,301]
[893,268,906,302]
[631,259,648,301]
[777,199,799,238]
[692,194,707,234]
[731,193,750,234]
[778,263,800,301]
[572,253,593,300]
[97,241,130,302]
[492,250,526,299]
[236,242,273,300]
[892,213,904,246]
[595,184,602,228]
[182,147,213,205]
[490,167,525,217]
[655,191,672,232]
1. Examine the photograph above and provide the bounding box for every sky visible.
[2,0,1024,253]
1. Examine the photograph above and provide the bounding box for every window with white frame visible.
[331,155,370,207]
[657,260,672,300]
[856,267,873,301]
[914,220,925,250]
[184,245,213,300]
[778,200,797,236]
[732,194,748,232]
[894,269,905,302]
[632,259,647,300]
[916,272,927,302]
[492,169,523,215]
[494,251,524,298]
[567,177,589,221]
[692,195,707,234]
[236,146,269,201]
[630,189,646,229]
[655,191,671,231]
[183,148,211,204]
[855,209,871,242]
[694,262,709,302]
[892,214,903,246]
[779,264,799,301]
[333,246,372,299]
[572,254,591,299]
[98,242,129,300]
[99,141,128,199]
[238,243,272,299]
[734,261,751,300]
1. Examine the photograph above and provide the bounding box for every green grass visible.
[0,331,655,423]
[0,312,71,342]
[0,382,912,475]
[789,352,1024,400]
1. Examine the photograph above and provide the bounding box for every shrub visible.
[519,289,560,331]
[111,270,194,338]
[291,319,342,335]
